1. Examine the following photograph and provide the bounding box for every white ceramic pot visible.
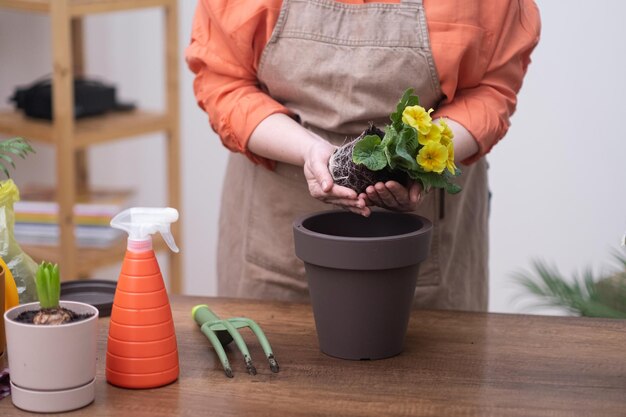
[4,300,98,413]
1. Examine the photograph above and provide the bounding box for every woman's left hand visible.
[359,180,422,212]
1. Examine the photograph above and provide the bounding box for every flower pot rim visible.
[293,210,432,243]
[4,300,99,328]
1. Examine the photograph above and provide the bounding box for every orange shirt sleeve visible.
[185,0,288,169]
[428,0,541,163]
[187,0,540,167]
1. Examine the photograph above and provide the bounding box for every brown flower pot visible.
[293,210,432,360]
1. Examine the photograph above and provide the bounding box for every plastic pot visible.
[293,210,432,360]
[4,300,98,413]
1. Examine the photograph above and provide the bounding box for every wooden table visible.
[1,296,625,416]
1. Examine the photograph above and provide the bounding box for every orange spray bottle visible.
[106,207,180,389]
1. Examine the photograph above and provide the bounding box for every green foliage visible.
[35,262,61,309]
[385,125,420,172]
[390,88,420,132]
[514,252,626,319]
[352,135,387,171]
[351,89,461,194]
[0,137,35,178]
[413,171,462,194]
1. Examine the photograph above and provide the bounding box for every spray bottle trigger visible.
[160,228,180,253]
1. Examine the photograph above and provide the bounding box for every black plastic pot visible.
[293,210,432,360]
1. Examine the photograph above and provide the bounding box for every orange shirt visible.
[186,0,540,167]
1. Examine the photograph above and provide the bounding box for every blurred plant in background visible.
[1,137,38,303]
[515,249,626,319]
[0,136,34,178]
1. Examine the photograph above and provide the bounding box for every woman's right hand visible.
[303,140,370,217]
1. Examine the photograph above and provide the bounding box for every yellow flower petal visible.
[417,141,448,173]
[438,119,454,147]
[446,142,457,174]
[419,122,442,145]
[402,105,433,135]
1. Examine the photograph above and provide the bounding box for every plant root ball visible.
[329,124,394,194]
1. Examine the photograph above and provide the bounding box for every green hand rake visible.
[192,305,280,378]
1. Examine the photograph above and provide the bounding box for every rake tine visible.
[231,318,279,373]
[200,323,233,378]
[193,305,279,377]
[221,319,257,376]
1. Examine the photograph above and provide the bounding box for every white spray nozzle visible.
[110,207,180,253]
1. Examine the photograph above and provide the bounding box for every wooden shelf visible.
[0,0,172,16]
[23,238,169,277]
[0,0,182,290]
[0,110,170,147]
[0,0,48,13]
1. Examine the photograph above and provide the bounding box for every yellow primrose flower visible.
[419,122,442,145]
[446,142,457,174]
[417,141,448,173]
[438,119,454,147]
[402,105,433,135]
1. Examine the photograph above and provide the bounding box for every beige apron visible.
[217,0,490,311]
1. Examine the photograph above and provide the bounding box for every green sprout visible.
[0,136,35,178]
[35,262,61,310]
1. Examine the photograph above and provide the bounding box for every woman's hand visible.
[360,180,422,212]
[248,114,370,216]
[303,140,370,216]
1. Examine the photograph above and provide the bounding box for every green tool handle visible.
[192,304,220,326]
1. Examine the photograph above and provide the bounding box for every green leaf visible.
[0,164,10,179]
[51,263,60,307]
[383,132,399,170]
[390,88,420,131]
[42,264,52,309]
[0,137,35,156]
[380,126,396,148]
[445,182,462,194]
[0,154,16,169]
[45,264,53,309]
[35,262,48,308]
[398,125,419,157]
[409,170,461,194]
[35,261,61,309]
[379,125,421,173]
[389,131,419,172]
[0,137,35,178]
[352,134,387,171]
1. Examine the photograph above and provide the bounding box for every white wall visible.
[487,1,626,314]
[1,1,624,314]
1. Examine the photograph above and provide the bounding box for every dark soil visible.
[13,307,94,325]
